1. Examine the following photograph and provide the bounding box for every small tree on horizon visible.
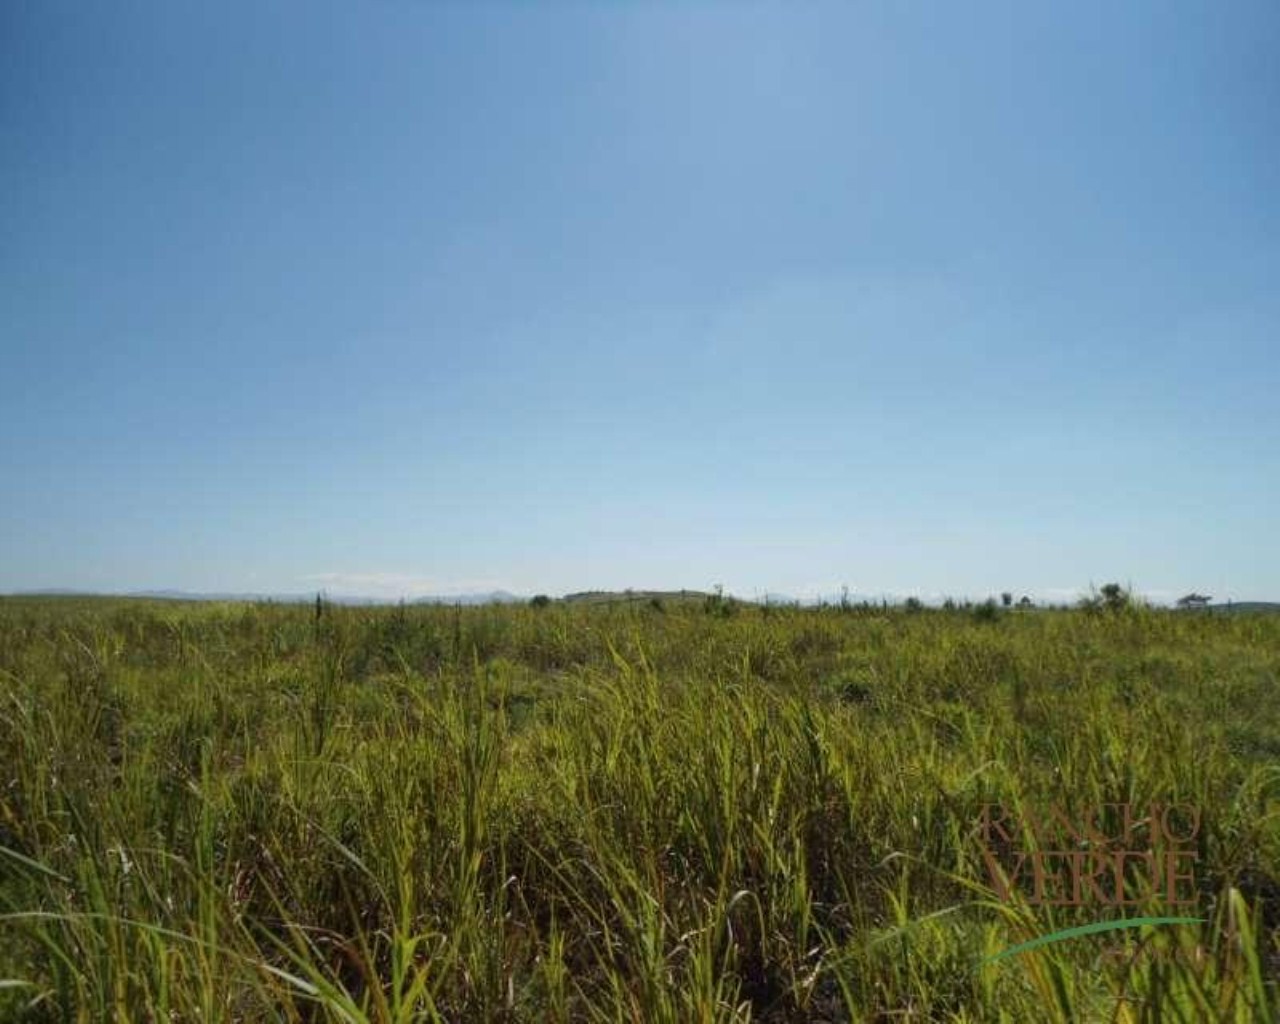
[1176,592,1212,609]
[1100,583,1130,612]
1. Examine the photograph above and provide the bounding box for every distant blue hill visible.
[1200,601,1280,614]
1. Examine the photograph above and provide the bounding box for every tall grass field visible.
[1,595,1277,1021]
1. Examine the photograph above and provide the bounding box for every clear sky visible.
[2,1,1277,603]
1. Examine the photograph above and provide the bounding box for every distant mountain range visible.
[5,589,1277,613]
[561,589,713,605]
[6,588,525,606]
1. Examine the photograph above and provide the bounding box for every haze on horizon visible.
[3,2,1278,604]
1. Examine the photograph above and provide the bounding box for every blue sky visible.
[2,1,1277,603]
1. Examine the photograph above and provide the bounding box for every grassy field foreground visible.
[0,596,1277,1021]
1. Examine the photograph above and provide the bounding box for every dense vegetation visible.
[1,595,1277,1022]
